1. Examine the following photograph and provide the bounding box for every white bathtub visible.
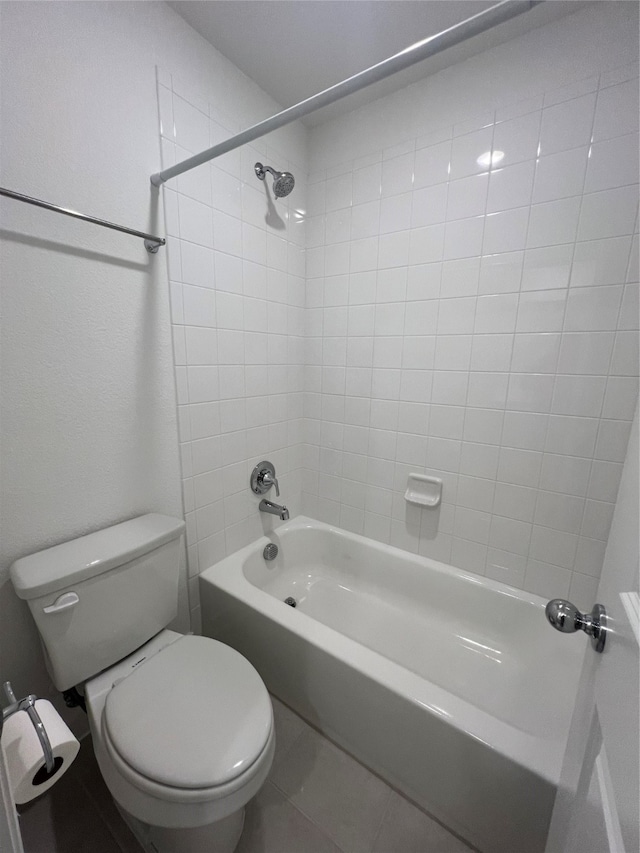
[199,516,583,853]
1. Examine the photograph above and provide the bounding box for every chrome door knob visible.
[545,599,607,653]
[545,599,582,633]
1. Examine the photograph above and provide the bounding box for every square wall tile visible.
[592,79,639,141]
[564,285,623,332]
[539,93,596,155]
[527,197,581,248]
[447,174,488,220]
[414,141,452,189]
[524,559,571,598]
[483,207,529,255]
[444,216,484,260]
[493,482,537,522]
[571,237,632,288]
[162,67,635,607]
[449,127,493,179]
[578,186,639,241]
[487,160,535,213]
[532,147,589,204]
[493,111,541,166]
[479,251,523,294]
[474,294,518,334]
[584,134,639,194]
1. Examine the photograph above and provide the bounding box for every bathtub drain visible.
[284,597,297,608]
[263,543,278,560]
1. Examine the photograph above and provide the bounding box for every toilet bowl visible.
[10,514,274,853]
[85,630,275,853]
[84,629,274,851]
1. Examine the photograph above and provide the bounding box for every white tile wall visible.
[160,36,637,614]
[301,64,639,605]
[157,71,308,627]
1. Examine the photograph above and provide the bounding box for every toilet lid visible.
[104,635,272,789]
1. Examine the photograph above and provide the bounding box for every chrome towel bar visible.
[0,187,165,253]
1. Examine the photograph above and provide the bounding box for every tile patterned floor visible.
[18,696,472,853]
[17,736,140,853]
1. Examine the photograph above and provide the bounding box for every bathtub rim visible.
[199,514,583,787]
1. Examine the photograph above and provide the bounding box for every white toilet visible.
[10,514,275,853]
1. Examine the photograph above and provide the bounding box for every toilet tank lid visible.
[10,514,185,600]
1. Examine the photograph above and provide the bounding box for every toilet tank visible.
[10,514,185,691]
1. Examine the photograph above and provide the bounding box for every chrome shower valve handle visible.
[251,462,289,520]
[250,461,280,496]
[261,470,279,497]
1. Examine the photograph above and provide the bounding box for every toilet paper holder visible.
[1,681,55,774]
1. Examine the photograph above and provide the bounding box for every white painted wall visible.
[0,0,303,723]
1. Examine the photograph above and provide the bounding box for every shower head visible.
[254,162,295,198]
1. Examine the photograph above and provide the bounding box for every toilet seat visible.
[104,635,273,791]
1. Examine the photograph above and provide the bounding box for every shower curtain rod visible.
[0,187,166,253]
[151,0,539,187]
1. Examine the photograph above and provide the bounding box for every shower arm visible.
[256,164,278,180]
[150,0,540,187]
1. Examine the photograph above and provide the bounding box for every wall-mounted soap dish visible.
[404,473,443,508]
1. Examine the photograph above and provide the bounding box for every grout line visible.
[79,778,142,853]
[564,70,614,586]
[368,786,395,853]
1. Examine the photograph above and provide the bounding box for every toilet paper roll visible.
[1,700,80,804]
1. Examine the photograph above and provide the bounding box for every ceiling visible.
[168,1,586,126]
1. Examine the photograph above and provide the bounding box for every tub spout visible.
[259,499,289,521]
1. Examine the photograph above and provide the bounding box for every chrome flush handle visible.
[545,599,607,653]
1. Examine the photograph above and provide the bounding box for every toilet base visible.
[116,802,245,853]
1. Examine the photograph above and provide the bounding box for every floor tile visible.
[271,695,311,757]
[236,782,342,853]
[18,753,125,853]
[17,707,472,853]
[269,726,393,853]
[372,790,473,853]
[77,742,142,853]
